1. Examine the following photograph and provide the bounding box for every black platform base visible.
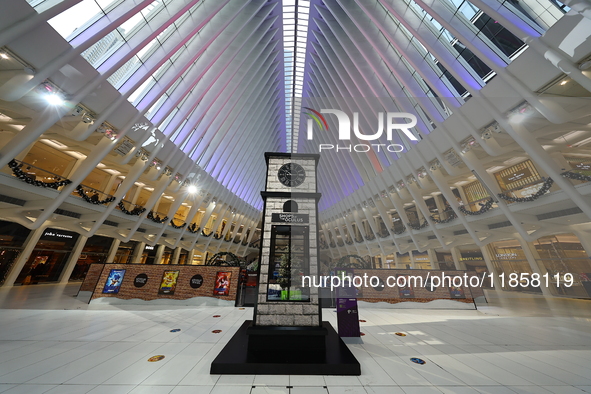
[210,320,361,375]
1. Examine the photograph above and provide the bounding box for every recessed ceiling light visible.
[45,93,64,106]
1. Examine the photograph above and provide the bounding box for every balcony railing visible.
[117,200,146,216]
[6,159,71,190]
[74,184,115,205]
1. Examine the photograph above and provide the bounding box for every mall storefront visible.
[16,228,80,285]
[0,221,31,285]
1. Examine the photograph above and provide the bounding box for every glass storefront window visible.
[0,221,31,285]
[17,228,79,285]
[69,235,113,280]
[113,240,137,264]
[396,252,412,269]
[534,234,591,298]
[267,225,309,302]
[488,240,541,293]
[413,252,431,269]
[494,159,546,201]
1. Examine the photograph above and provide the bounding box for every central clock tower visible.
[253,152,321,326]
[211,152,360,375]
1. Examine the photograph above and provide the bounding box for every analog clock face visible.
[277,163,306,187]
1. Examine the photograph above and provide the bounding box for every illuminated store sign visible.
[501,168,532,183]
[496,253,518,259]
[42,231,73,239]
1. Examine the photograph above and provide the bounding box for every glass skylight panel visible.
[282,0,310,153]
[47,0,104,40]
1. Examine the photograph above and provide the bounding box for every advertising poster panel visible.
[213,271,232,296]
[102,269,126,294]
[396,274,415,298]
[158,270,180,295]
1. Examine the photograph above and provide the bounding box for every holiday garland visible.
[201,229,213,237]
[561,170,591,182]
[170,219,186,229]
[75,185,116,205]
[377,229,390,238]
[407,220,429,231]
[365,233,376,241]
[497,178,554,203]
[431,209,457,224]
[147,211,168,223]
[458,198,494,215]
[9,159,72,189]
[187,223,200,233]
[117,201,146,216]
[392,226,406,235]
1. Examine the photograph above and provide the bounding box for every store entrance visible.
[18,249,71,284]
[15,228,79,285]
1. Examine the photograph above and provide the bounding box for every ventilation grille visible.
[54,208,81,219]
[103,220,118,227]
[427,235,437,240]
[453,229,469,235]
[137,228,146,233]
[537,207,583,220]
[0,194,25,206]
[488,221,511,229]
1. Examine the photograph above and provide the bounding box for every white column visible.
[427,249,438,270]
[105,239,120,263]
[154,245,166,264]
[480,244,503,291]
[188,249,196,265]
[58,235,88,283]
[130,242,145,264]
[171,247,182,265]
[450,247,467,270]
[409,252,416,269]
[2,226,46,287]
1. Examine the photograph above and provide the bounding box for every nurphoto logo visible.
[304,107,418,153]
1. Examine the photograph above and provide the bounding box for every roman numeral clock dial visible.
[278,163,306,187]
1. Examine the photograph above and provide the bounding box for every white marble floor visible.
[0,283,590,393]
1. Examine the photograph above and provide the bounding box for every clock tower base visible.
[210,320,361,375]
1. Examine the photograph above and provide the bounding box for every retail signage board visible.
[271,213,309,223]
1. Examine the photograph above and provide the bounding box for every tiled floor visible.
[0,284,590,393]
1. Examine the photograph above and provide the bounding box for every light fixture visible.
[187,185,198,194]
[560,80,568,86]
[509,102,534,123]
[481,130,492,140]
[578,60,591,70]
[45,93,64,106]
[0,52,8,59]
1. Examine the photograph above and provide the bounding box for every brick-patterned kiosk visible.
[211,153,360,375]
